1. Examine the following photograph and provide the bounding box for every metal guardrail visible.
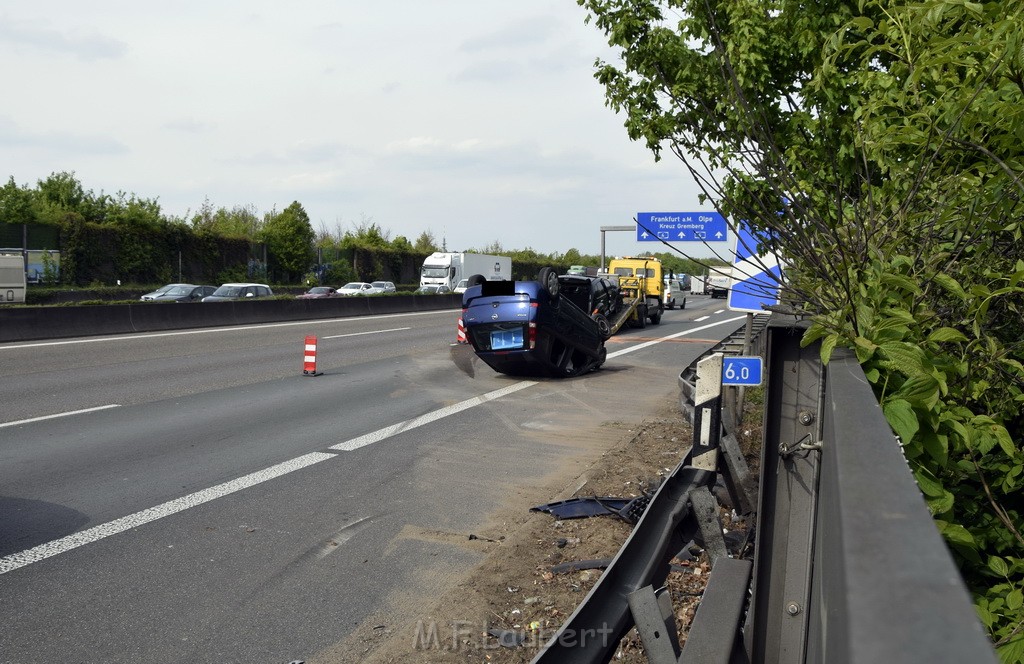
[748,318,996,663]
[531,315,996,663]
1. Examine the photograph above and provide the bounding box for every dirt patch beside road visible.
[312,391,759,664]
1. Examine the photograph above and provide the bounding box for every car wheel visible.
[593,314,612,339]
[537,267,559,298]
[681,297,686,309]
[650,309,662,325]
[467,274,486,287]
[636,305,647,329]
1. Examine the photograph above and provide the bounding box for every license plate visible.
[490,328,523,350]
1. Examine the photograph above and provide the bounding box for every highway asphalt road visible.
[0,296,746,663]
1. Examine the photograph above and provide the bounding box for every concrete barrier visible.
[0,295,462,343]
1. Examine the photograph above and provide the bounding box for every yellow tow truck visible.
[603,256,665,334]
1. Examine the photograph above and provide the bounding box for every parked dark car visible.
[140,284,217,302]
[201,283,274,302]
[461,268,607,378]
[296,286,337,299]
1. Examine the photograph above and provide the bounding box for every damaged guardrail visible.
[531,317,764,663]
[532,315,996,663]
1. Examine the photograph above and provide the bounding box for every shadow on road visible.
[0,496,90,557]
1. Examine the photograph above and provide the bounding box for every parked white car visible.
[336,282,374,296]
[367,280,396,294]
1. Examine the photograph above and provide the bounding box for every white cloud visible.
[0,2,717,258]
[0,17,125,60]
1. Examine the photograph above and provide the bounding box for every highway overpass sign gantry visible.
[636,212,729,242]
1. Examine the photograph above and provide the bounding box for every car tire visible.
[467,274,486,287]
[593,314,612,339]
[681,297,686,309]
[650,309,662,325]
[537,267,559,298]
[636,305,647,329]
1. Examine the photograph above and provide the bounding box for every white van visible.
[0,252,26,304]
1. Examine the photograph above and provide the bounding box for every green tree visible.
[579,0,1024,654]
[413,231,439,253]
[261,201,314,282]
[0,177,36,224]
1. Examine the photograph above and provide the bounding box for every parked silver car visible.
[368,280,396,294]
[141,284,217,302]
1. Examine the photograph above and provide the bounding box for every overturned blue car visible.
[460,268,607,378]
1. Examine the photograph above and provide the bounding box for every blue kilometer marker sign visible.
[636,212,729,242]
[721,356,763,386]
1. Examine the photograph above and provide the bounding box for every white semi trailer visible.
[419,252,512,291]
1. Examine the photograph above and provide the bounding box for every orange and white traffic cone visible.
[303,335,323,376]
[456,318,468,344]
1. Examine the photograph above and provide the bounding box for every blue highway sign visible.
[728,223,782,313]
[721,356,763,386]
[636,212,728,242]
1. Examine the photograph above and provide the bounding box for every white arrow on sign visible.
[715,231,724,238]
[677,231,686,239]
[641,232,649,239]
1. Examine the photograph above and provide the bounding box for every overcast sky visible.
[2,1,729,260]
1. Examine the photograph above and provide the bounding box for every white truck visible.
[420,252,512,291]
[1,252,27,304]
[708,268,732,298]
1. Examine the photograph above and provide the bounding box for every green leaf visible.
[927,327,968,343]
[1007,589,1023,611]
[883,398,919,444]
[914,468,945,497]
[995,426,1017,457]
[921,432,949,467]
[932,273,967,301]
[936,520,977,549]
[997,636,1024,664]
[989,556,1010,577]
[898,374,941,408]
[879,342,928,376]
[820,334,838,365]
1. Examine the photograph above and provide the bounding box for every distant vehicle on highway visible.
[140,284,217,302]
[367,281,396,294]
[415,284,452,295]
[296,286,337,299]
[461,268,607,378]
[202,283,274,302]
[453,279,470,294]
[663,279,687,310]
[337,282,374,296]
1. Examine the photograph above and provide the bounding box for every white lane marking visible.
[714,309,726,314]
[695,315,710,322]
[322,327,410,340]
[606,316,747,359]
[0,311,456,351]
[0,452,335,576]
[0,404,121,429]
[330,381,537,452]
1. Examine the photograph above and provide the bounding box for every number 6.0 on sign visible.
[721,356,763,386]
